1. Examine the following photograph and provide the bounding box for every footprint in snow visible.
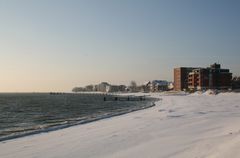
[197,112,207,115]
[168,109,175,113]
[168,114,184,118]
[134,116,142,119]
[111,134,118,138]
[158,109,166,112]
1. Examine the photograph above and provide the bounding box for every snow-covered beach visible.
[1,92,240,158]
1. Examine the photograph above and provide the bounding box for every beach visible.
[1,92,240,158]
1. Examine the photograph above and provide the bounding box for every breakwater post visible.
[103,95,147,101]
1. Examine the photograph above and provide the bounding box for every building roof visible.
[152,80,168,86]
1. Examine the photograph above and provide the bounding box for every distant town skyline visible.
[0,0,240,92]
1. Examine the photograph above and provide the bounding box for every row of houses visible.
[143,80,173,92]
[72,80,173,93]
[72,82,126,93]
[174,63,232,91]
[73,63,235,93]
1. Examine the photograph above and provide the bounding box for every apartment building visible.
[174,63,232,91]
[174,67,197,91]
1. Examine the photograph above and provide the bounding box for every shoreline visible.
[0,97,157,142]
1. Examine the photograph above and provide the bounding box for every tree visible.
[85,85,94,91]
[129,81,137,92]
[72,87,85,92]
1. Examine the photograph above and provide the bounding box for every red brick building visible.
[174,63,232,91]
[188,68,209,90]
[174,67,198,91]
[208,63,232,89]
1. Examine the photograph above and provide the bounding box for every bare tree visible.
[85,85,94,91]
[72,87,85,92]
[129,81,137,92]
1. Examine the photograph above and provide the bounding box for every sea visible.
[0,93,156,141]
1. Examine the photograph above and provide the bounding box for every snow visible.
[190,89,219,96]
[1,92,240,158]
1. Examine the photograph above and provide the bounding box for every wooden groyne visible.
[49,92,151,102]
[103,95,149,101]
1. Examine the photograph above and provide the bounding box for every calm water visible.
[0,93,155,141]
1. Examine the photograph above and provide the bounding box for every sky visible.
[0,0,240,92]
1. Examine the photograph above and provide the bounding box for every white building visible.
[96,82,110,92]
[145,80,169,92]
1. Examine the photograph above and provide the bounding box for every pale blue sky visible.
[0,0,239,92]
